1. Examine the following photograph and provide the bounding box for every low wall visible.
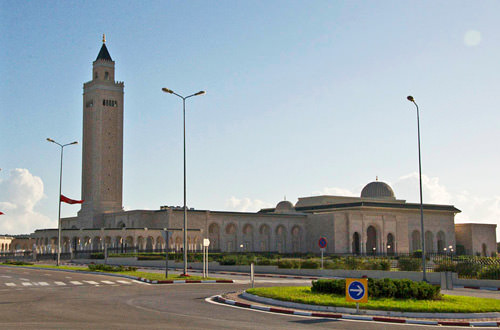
[73,258,500,288]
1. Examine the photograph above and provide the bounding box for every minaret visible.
[78,35,124,225]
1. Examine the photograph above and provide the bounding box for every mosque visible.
[31,38,497,257]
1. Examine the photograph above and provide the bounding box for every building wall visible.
[455,223,497,256]
[0,236,13,252]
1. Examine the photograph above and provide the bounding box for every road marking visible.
[37,282,49,286]
[0,275,12,278]
[22,282,33,286]
[101,280,115,284]
[5,283,16,287]
[20,278,29,281]
[70,281,83,285]
[83,281,99,285]
[54,281,66,286]
[116,280,131,284]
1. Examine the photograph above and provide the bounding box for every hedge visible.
[87,264,137,272]
[311,278,440,300]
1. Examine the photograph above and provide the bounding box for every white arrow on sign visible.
[350,284,363,295]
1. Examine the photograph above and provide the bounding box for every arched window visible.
[412,230,421,252]
[225,223,237,252]
[242,224,253,251]
[104,71,109,80]
[482,243,488,257]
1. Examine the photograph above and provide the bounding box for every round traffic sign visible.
[318,237,327,249]
[347,280,366,301]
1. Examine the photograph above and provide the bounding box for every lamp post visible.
[162,87,206,276]
[406,96,427,282]
[47,138,78,266]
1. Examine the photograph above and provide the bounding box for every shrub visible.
[256,258,272,266]
[363,259,391,271]
[219,256,237,266]
[301,259,320,269]
[434,260,456,272]
[344,257,363,270]
[412,250,422,258]
[311,278,440,300]
[1,260,33,266]
[478,264,500,280]
[87,264,137,272]
[90,253,104,259]
[311,279,345,295]
[277,259,299,269]
[137,255,164,260]
[398,257,422,271]
[455,262,481,278]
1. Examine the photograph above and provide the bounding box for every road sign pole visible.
[356,302,359,314]
[321,249,324,269]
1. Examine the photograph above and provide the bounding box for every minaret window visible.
[94,72,98,79]
[105,72,109,80]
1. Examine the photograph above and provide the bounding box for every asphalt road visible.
[0,266,494,329]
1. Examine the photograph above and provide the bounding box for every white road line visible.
[101,280,115,284]
[116,280,131,284]
[70,281,83,285]
[22,282,33,286]
[83,281,99,285]
[54,281,66,286]
[20,278,29,281]
[37,282,49,286]
[0,275,12,278]
[5,283,16,287]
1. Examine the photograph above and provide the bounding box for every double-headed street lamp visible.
[47,138,78,266]
[162,88,205,276]
[406,96,427,282]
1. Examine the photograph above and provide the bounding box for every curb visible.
[455,285,500,291]
[0,264,233,285]
[214,296,500,328]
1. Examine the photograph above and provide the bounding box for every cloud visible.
[392,172,453,205]
[0,169,54,234]
[464,30,481,47]
[225,196,273,212]
[312,187,357,197]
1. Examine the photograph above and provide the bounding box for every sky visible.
[0,1,499,237]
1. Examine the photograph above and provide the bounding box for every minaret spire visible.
[102,33,106,43]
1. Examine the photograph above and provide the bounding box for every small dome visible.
[275,200,295,214]
[361,181,395,200]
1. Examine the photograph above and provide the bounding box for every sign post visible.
[203,238,210,278]
[318,237,327,269]
[162,229,170,279]
[346,278,368,314]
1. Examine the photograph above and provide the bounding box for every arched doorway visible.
[411,230,421,252]
[352,232,360,255]
[366,226,377,254]
[386,233,395,255]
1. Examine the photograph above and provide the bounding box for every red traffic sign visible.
[318,237,327,249]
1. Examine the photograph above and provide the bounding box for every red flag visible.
[60,194,84,204]
[0,211,4,215]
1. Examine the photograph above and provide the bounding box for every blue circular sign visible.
[348,281,366,300]
[318,237,327,249]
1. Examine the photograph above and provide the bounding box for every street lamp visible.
[162,87,205,276]
[406,95,427,282]
[47,138,78,266]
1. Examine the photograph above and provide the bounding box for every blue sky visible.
[1,1,499,236]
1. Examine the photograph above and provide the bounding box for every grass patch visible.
[246,286,500,313]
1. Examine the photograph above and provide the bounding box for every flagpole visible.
[47,138,78,266]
